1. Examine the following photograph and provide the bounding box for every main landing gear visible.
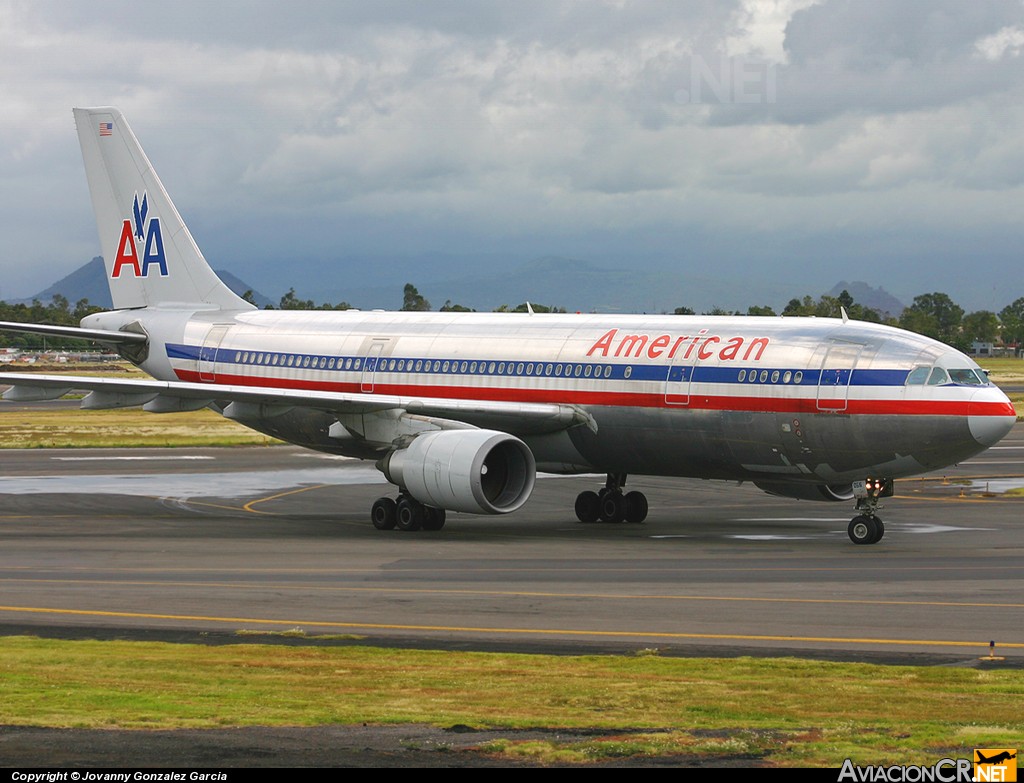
[370,493,446,532]
[575,473,649,524]
[847,478,892,545]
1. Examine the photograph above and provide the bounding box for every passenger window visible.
[927,368,949,385]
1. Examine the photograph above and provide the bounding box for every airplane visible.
[976,752,1016,765]
[0,107,1016,545]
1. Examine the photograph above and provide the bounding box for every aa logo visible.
[112,191,167,278]
[974,749,1017,782]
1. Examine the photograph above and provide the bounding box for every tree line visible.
[675,290,1024,353]
[4,285,1023,355]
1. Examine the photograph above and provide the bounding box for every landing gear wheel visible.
[371,497,397,530]
[600,491,626,523]
[396,497,424,532]
[848,515,883,545]
[871,517,884,543]
[422,506,446,531]
[623,491,648,524]
[575,490,601,523]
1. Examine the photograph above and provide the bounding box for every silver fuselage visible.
[84,307,1016,487]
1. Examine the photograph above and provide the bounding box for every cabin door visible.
[198,325,230,383]
[664,352,695,406]
[816,341,863,412]
[360,339,393,393]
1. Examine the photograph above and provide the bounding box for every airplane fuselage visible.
[84,307,1016,490]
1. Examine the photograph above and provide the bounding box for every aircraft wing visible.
[0,373,593,437]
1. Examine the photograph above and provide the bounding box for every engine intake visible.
[754,481,854,502]
[380,429,536,514]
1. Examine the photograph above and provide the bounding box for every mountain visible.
[20,258,272,309]
[827,281,905,318]
[31,257,111,308]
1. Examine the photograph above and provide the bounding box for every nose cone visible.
[968,388,1017,447]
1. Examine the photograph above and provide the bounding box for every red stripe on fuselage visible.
[171,368,1016,418]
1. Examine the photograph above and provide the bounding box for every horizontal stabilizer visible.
[0,320,148,344]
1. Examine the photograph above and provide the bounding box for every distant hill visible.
[31,257,111,308]
[827,281,905,318]
[20,258,272,309]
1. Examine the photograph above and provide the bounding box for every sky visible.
[2,0,1024,312]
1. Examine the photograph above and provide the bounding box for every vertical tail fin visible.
[74,107,253,311]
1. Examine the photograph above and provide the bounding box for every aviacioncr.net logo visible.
[112,191,167,278]
[838,758,972,782]
[974,749,1017,782]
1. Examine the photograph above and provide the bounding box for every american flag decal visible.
[99,122,113,137]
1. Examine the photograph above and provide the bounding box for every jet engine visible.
[753,480,854,502]
[380,429,536,514]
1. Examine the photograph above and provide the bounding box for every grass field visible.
[1,636,1020,766]
[0,406,280,448]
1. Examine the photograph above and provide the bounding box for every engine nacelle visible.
[754,480,854,502]
[380,429,536,514]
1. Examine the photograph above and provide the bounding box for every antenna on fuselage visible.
[840,306,849,324]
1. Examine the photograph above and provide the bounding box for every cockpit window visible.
[906,366,930,385]
[926,368,949,386]
[947,368,985,386]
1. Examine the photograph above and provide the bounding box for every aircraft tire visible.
[848,515,881,545]
[396,497,424,532]
[871,518,884,543]
[624,491,648,524]
[575,491,601,523]
[371,497,397,530]
[422,506,446,531]
[600,491,626,523]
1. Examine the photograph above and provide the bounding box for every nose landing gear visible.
[847,478,893,545]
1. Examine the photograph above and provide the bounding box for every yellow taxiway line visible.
[1,604,1021,649]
